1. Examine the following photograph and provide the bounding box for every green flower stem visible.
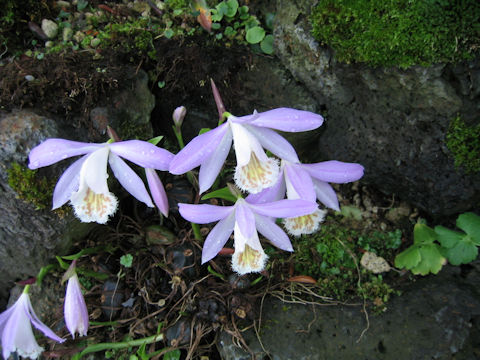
[76,333,164,358]
[172,125,185,149]
[23,285,30,294]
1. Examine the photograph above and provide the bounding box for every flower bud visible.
[172,106,187,128]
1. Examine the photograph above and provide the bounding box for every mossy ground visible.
[311,0,480,68]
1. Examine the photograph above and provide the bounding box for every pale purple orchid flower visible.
[28,139,173,224]
[0,291,64,359]
[179,197,317,274]
[170,108,324,194]
[64,272,89,338]
[248,160,364,236]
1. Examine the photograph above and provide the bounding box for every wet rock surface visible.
[218,262,480,360]
[273,0,480,217]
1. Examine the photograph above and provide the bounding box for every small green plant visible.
[446,115,480,174]
[120,254,134,268]
[395,212,480,275]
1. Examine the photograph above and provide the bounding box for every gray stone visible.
[218,263,480,360]
[0,110,93,308]
[273,0,480,216]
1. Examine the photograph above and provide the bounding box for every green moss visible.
[281,218,399,306]
[7,163,54,210]
[446,115,480,174]
[311,0,480,68]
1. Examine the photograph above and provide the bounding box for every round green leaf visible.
[246,26,265,44]
[260,34,274,54]
[457,212,480,244]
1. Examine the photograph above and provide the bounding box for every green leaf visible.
[435,225,464,248]
[148,136,164,146]
[246,26,265,44]
[413,223,437,245]
[198,128,211,135]
[260,34,274,54]
[410,244,446,275]
[445,238,478,265]
[201,187,237,202]
[225,0,239,17]
[163,349,181,360]
[120,254,133,268]
[394,245,421,270]
[457,212,480,244]
[164,29,174,39]
[211,22,221,30]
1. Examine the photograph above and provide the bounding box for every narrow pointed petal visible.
[302,161,364,183]
[179,203,234,224]
[248,199,317,218]
[28,139,101,169]
[255,214,293,251]
[23,294,65,342]
[198,130,233,193]
[235,201,256,238]
[313,179,340,211]
[146,168,169,217]
[64,274,89,338]
[246,174,286,204]
[109,153,153,207]
[202,211,236,263]
[245,125,299,163]
[52,157,86,209]
[285,163,316,202]
[248,108,324,132]
[109,140,174,170]
[170,124,229,174]
[82,147,110,194]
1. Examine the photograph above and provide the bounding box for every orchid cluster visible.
[26,83,363,276]
[0,261,88,359]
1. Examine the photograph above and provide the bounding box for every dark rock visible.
[273,0,480,216]
[218,263,480,360]
[165,318,191,347]
[0,109,93,308]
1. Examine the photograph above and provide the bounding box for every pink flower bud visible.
[172,106,187,128]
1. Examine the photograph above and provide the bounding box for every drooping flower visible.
[179,197,317,274]
[169,108,324,194]
[0,288,64,360]
[63,262,89,338]
[248,160,364,236]
[28,139,174,224]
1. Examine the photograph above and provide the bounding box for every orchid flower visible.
[169,108,324,194]
[28,139,173,224]
[0,287,64,359]
[179,197,317,274]
[63,262,88,338]
[248,160,364,236]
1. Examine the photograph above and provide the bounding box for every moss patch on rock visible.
[446,115,480,174]
[311,0,480,68]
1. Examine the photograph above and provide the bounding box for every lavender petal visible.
[202,211,236,263]
[245,125,299,163]
[312,179,340,211]
[302,161,364,183]
[255,214,293,251]
[248,108,324,132]
[179,203,234,224]
[109,140,173,170]
[52,157,85,209]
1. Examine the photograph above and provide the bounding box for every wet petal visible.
[170,124,229,174]
[235,201,256,238]
[28,139,101,169]
[52,157,86,209]
[302,161,364,183]
[198,129,233,194]
[248,199,317,218]
[284,163,316,202]
[108,153,153,207]
[179,203,234,224]
[245,125,299,163]
[255,214,293,251]
[312,179,340,211]
[145,168,169,217]
[202,211,236,263]
[248,108,324,132]
[109,141,173,170]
